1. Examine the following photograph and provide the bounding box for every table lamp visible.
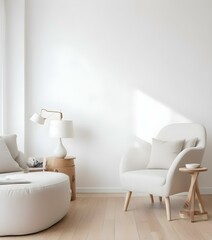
[30,108,63,124]
[30,108,73,158]
[49,120,74,158]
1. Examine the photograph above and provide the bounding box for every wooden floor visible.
[3,194,212,240]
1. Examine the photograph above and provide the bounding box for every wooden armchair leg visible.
[165,196,171,221]
[150,194,154,204]
[124,191,132,211]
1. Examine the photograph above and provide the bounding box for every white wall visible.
[3,0,25,150]
[0,0,5,134]
[5,0,212,191]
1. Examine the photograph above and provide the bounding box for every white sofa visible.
[0,135,71,236]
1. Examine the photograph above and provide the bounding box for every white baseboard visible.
[200,187,212,194]
[77,187,125,193]
[76,187,212,194]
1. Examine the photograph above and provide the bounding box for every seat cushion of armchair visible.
[120,169,168,193]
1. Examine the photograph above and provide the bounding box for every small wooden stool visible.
[179,167,208,222]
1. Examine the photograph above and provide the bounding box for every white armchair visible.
[120,123,206,220]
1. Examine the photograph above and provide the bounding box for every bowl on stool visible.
[185,163,200,169]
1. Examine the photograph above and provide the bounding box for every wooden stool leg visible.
[195,181,208,221]
[195,182,205,213]
[190,185,195,222]
[124,191,132,211]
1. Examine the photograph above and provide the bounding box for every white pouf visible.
[0,172,70,236]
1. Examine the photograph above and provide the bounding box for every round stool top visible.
[179,167,207,173]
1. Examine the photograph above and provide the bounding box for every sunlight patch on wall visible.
[133,89,191,142]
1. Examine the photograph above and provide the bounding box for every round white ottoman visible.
[0,172,70,236]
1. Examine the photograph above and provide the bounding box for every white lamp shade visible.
[30,113,46,125]
[49,120,74,138]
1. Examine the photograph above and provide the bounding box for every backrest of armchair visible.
[156,123,206,149]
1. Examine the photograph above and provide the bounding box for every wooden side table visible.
[45,156,76,201]
[179,167,208,222]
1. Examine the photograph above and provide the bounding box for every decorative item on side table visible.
[28,157,46,172]
[179,166,208,222]
[45,156,76,201]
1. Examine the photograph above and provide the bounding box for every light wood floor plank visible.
[115,197,140,240]
[86,197,107,240]
[101,197,116,240]
[60,196,97,239]
[2,194,212,240]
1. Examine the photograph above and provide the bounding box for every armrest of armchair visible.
[120,141,151,173]
[165,147,205,195]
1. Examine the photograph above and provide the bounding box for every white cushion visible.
[120,169,168,193]
[0,172,70,236]
[0,138,22,173]
[1,135,19,159]
[147,138,184,169]
[1,135,27,170]
[183,138,197,149]
[15,151,28,170]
